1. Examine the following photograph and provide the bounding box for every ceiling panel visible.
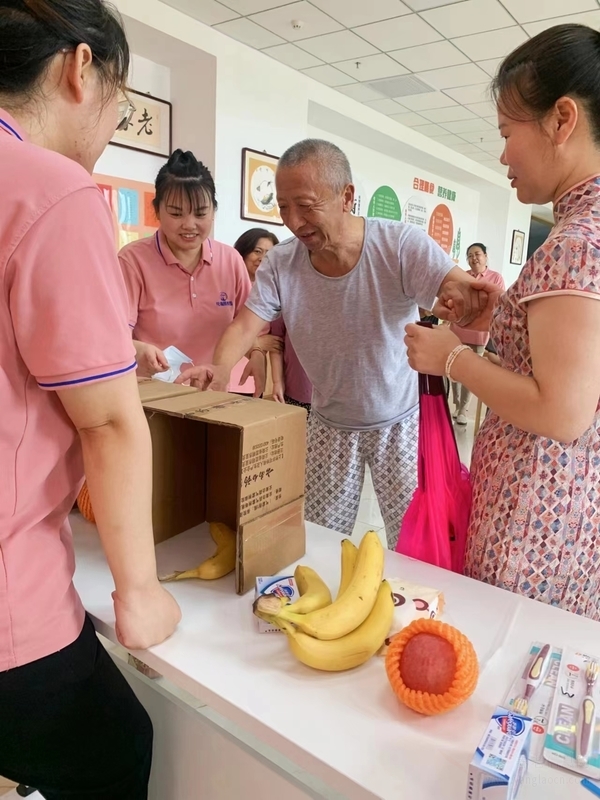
[220,0,290,12]
[335,53,408,81]
[420,105,477,123]
[249,1,344,41]
[410,122,450,136]
[452,27,529,61]
[214,17,285,47]
[460,128,503,143]
[396,91,458,111]
[363,98,406,114]
[431,133,468,145]
[444,83,490,105]
[405,0,465,9]
[309,0,411,27]
[465,100,497,118]
[300,64,356,86]
[441,117,495,134]
[498,0,598,24]
[416,62,490,90]
[388,110,430,126]
[452,141,487,155]
[355,13,443,51]
[262,43,324,69]
[160,0,239,25]
[389,40,468,72]
[337,83,387,101]
[421,0,514,38]
[297,30,379,60]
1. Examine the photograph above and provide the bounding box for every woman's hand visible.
[258,334,283,353]
[113,582,181,651]
[404,323,462,376]
[134,341,169,378]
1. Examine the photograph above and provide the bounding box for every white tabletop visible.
[72,516,598,800]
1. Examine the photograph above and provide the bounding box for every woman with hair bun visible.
[406,23,600,619]
[120,151,278,394]
[0,0,180,797]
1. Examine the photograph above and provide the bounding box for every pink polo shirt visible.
[450,267,506,346]
[0,111,137,671]
[119,232,254,391]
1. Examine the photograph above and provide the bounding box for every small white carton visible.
[254,575,299,633]
[467,707,532,800]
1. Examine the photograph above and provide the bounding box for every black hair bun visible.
[167,149,202,176]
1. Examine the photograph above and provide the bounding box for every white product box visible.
[254,576,299,633]
[467,707,532,800]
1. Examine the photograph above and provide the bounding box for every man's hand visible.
[134,341,169,378]
[434,279,502,329]
[113,582,181,651]
[257,334,283,354]
[272,380,285,403]
[239,350,267,397]
[176,363,230,391]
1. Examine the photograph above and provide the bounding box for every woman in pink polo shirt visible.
[120,152,278,395]
[0,2,180,798]
[449,242,505,425]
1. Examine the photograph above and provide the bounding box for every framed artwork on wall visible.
[111,90,172,158]
[510,229,525,265]
[240,148,283,226]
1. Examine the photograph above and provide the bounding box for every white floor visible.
[353,408,477,549]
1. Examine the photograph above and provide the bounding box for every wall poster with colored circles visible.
[93,173,160,251]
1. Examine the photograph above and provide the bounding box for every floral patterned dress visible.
[465,176,600,619]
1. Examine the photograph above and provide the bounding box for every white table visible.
[72,516,599,800]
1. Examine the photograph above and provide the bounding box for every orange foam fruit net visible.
[77,481,95,524]
[385,618,479,716]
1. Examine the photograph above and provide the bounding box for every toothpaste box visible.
[254,575,299,633]
[467,707,533,800]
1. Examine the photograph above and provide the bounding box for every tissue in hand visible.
[152,345,193,383]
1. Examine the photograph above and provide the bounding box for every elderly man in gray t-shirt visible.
[178,139,493,548]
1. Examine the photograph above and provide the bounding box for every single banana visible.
[254,530,384,640]
[337,538,358,599]
[285,566,332,615]
[276,581,394,671]
[159,522,236,582]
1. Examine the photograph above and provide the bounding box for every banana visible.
[285,566,332,614]
[254,530,384,640]
[159,522,236,582]
[337,538,358,599]
[276,581,394,671]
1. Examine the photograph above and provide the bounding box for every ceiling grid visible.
[159,0,600,174]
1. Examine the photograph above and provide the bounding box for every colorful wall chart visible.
[367,186,402,221]
[93,173,159,251]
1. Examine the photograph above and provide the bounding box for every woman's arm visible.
[407,294,600,441]
[59,373,181,649]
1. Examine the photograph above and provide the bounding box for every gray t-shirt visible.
[246,217,454,430]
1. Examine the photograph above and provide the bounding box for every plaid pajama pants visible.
[305,412,418,550]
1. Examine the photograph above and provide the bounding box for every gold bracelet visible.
[445,345,471,380]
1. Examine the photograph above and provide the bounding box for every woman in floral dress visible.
[404,23,600,619]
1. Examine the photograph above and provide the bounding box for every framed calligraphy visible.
[110,90,172,158]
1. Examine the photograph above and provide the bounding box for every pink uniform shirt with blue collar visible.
[119,231,254,391]
[0,110,137,671]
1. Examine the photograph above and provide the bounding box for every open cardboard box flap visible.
[139,382,307,594]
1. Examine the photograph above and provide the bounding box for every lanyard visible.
[0,117,23,141]
[155,231,213,265]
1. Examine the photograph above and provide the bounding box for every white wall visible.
[95,54,171,184]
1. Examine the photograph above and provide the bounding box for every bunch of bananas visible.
[254,531,394,672]
[160,522,236,582]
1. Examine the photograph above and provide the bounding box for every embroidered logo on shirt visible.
[216,292,234,307]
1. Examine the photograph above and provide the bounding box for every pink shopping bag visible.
[396,367,471,574]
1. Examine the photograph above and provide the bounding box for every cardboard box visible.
[139,382,307,594]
